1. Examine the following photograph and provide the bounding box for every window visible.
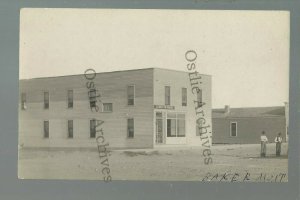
[196,89,202,107]
[127,85,135,105]
[89,90,97,108]
[167,113,185,137]
[68,120,73,138]
[127,118,134,138]
[21,92,26,110]
[90,100,97,108]
[165,86,170,105]
[177,114,186,137]
[167,118,176,137]
[230,122,237,137]
[68,90,73,108]
[103,103,113,112]
[155,112,163,144]
[44,121,49,138]
[44,91,49,109]
[196,119,203,136]
[90,119,96,138]
[182,88,187,106]
[156,112,163,118]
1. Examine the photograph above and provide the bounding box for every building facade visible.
[19,68,212,149]
[212,105,287,144]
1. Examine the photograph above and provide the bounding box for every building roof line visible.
[212,106,286,118]
[212,116,285,119]
[20,67,211,81]
[212,106,284,110]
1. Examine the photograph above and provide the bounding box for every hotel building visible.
[19,68,212,149]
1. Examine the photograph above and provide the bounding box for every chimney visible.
[224,105,230,114]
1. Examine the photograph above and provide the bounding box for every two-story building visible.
[19,68,212,149]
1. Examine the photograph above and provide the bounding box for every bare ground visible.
[18,143,288,182]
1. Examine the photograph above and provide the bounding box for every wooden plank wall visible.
[19,69,154,149]
[212,117,286,144]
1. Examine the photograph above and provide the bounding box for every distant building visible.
[19,68,212,149]
[284,102,289,142]
[212,105,287,144]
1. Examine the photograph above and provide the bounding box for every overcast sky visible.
[20,9,289,108]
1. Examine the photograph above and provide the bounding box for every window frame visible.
[67,89,73,109]
[21,92,26,110]
[176,114,186,137]
[166,113,186,137]
[196,118,204,136]
[44,91,49,109]
[196,89,202,107]
[68,120,73,138]
[182,87,187,106]
[230,122,237,137]
[167,118,176,137]
[90,119,96,138]
[127,85,135,106]
[43,120,49,138]
[165,86,171,106]
[127,118,134,138]
[102,103,113,112]
[88,89,98,109]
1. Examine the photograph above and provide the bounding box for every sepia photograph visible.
[18,8,289,182]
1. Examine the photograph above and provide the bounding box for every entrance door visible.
[155,112,163,144]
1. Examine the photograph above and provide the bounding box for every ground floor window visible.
[196,119,203,136]
[90,119,96,138]
[127,118,134,138]
[196,89,202,107]
[167,113,185,137]
[21,92,26,110]
[230,122,237,137]
[44,120,49,138]
[68,120,73,138]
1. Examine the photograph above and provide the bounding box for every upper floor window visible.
[230,122,237,137]
[182,88,187,106]
[68,90,73,108]
[88,89,97,108]
[103,103,113,112]
[44,91,49,109]
[21,92,26,110]
[127,85,135,106]
[196,89,202,107]
[165,86,170,105]
[90,100,97,108]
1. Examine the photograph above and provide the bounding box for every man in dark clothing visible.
[274,132,283,156]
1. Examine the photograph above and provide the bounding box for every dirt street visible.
[18,143,288,182]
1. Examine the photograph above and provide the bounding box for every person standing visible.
[274,133,283,156]
[260,131,268,157]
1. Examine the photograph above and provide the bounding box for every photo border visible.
[0,0,299,199]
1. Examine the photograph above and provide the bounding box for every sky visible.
[19,9,290,108]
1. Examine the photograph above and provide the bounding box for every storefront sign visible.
[154,105,175,110]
